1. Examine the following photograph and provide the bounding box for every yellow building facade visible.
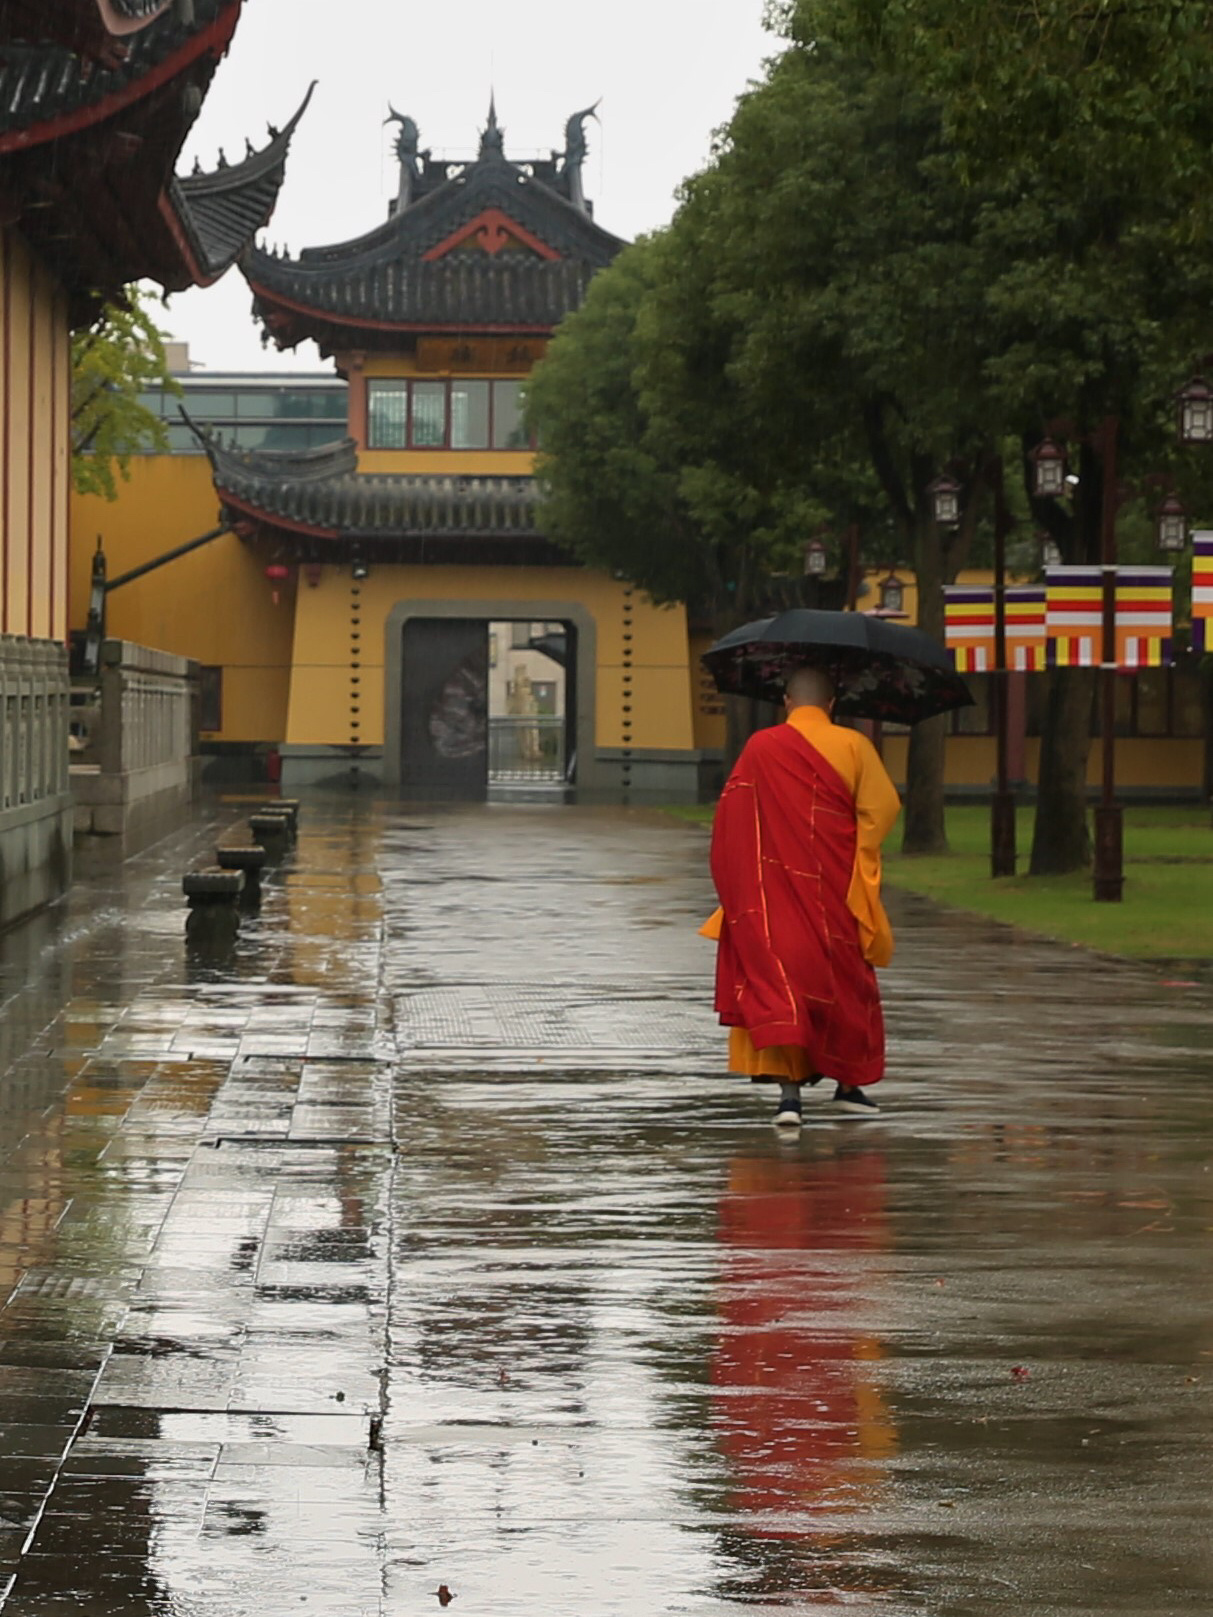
[2,0,302,923]
[70,103,713,799]
[0,230,70,644]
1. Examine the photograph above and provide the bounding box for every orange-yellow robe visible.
[702,704,900,1082]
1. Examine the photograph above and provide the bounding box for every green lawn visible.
[663,803,1213,961]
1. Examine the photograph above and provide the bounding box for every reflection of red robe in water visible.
[712,1151,896,1531]
[707,710,899,1088]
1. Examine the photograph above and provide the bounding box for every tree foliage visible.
[532,0,1213,860]
[71,288,180,501]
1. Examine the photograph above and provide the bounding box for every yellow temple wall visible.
[67,459,1202,794]
[359,450,533,476]
[69,457,700,762]
[69,457,295,743]
[283,562,696,752]
[1,228,69,640]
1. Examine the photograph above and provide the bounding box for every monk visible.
[702,665,900,1125]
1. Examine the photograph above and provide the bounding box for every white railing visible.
[0,635,70,815]
[488,715,566,784]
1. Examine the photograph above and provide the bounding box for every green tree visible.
[528,232,837,761]
[531,30,998,843]
[785,0,1213,871]
[653,28,1001,850]
[71,288,180,501]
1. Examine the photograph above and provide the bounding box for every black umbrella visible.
[702,608,973,725]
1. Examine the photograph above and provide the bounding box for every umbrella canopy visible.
[702,608,973,725]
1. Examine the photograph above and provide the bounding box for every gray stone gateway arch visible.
[383,598,601,798]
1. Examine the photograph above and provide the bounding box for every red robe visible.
[711,721,885,1088]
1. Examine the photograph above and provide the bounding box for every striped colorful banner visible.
[944,586,1048,672]
[1045,566,1102,666]
[1193,530,1213,655]
[1045,565,1174,668]
[1006,587,1047,671]
[1115,566,1173,669]
[944,586,994,672]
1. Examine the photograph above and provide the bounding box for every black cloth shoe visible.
[773,1084,803,1127]
[833,1084,879,1115]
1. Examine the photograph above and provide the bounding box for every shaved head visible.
[784,665,834,710]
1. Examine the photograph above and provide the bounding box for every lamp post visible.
[803,537,828,608]
[1031,423,1123,899]
[989,458,1016,876]
[1155,492,1188,553]
[803,538,828,577]
[928,474,961,529]
[1177,375,1213,445]
[1093,418,1123,902]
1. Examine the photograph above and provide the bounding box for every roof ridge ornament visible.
[479,92,505,162]
[559,101,599,213]
[385,104,426,210]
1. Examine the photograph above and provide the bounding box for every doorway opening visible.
[487,619,573,790]
[398,616,576,800]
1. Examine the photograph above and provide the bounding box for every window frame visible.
[366,377,535,452]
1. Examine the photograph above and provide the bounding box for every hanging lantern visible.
[1177,375,1213,445]
[265,562,290,606]
[927,474,961,527]
[878,573,905,613]
[1155,492,1187,553]
[1037,531,1063,570]
[1031,436,1067,498]
[803,538,828,576]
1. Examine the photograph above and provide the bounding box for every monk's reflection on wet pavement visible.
[711,1145,899,1605]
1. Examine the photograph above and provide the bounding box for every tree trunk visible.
[901,714,949,853]
[901,512,948,853]
[1029,668,1095,873]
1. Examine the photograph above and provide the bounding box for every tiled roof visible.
[0,0,234,144]
[203,431,541,540]
[0,1,172,62]
[171,84,312,282]
[245,251,597,331]
[242,130,625,344]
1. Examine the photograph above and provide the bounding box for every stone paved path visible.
[0,801,1211,1615]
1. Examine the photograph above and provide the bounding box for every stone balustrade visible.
[0,634,70,814]
[0,634,73,927]
[72,639,199,840]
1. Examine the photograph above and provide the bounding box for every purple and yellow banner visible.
[945,586,1047,672]
[1192,530,1213,655]
[1045,565,1173,669]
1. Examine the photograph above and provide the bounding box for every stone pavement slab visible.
[0,800,1210,1614]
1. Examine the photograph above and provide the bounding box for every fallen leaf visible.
[437,1587,455,1607]
[498,1368,511,1387]
[1011,1366,1031,1380]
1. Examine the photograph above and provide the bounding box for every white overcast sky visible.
[159,0,778,372]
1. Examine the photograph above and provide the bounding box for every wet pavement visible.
[0,799,1211,1615]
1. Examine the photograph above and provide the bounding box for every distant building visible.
[75,98,715,799]
[1,0,302,923]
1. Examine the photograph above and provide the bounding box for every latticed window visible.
[367,380,409,448]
